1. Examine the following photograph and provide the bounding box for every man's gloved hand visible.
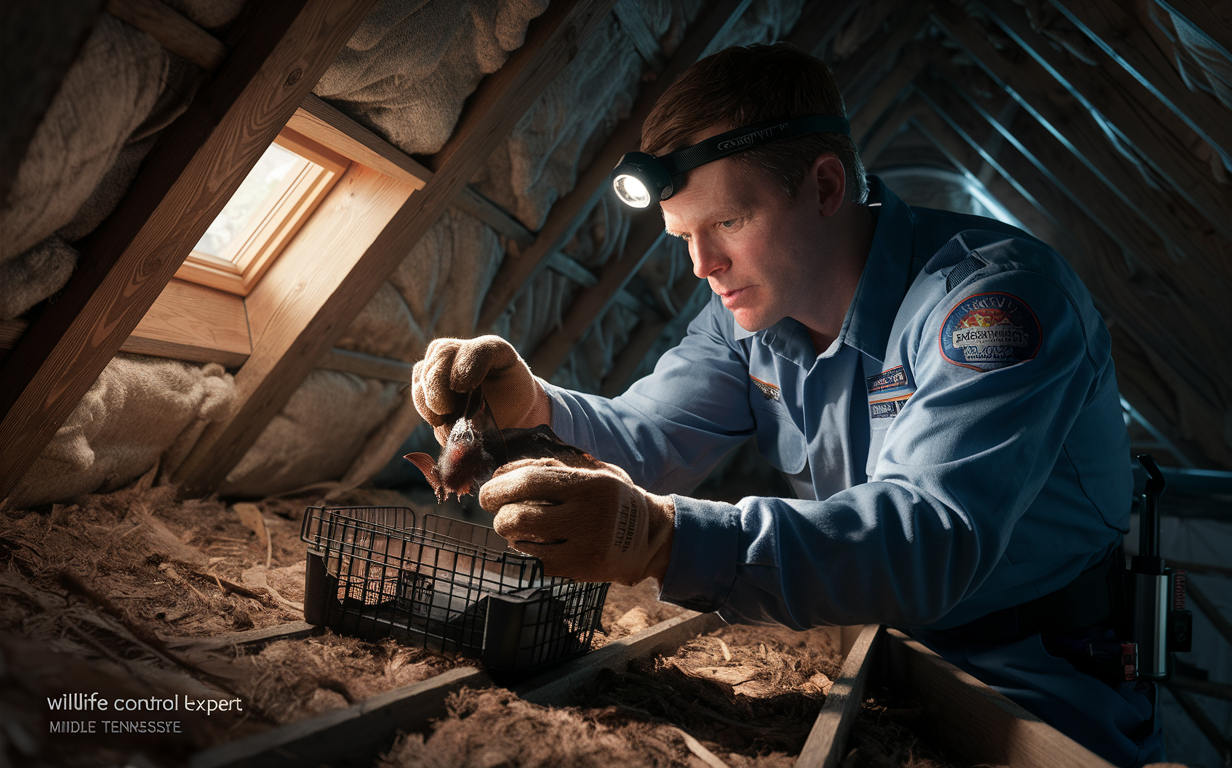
[478,458,675,587]
[411,336,551,443]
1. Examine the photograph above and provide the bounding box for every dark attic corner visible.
[1,0,1230,766]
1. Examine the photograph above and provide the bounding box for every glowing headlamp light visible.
[610,114,851,208]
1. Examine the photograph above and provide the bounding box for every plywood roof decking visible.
[1,0,1230,502]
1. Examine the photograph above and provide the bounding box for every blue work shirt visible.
[543,177,1131,633]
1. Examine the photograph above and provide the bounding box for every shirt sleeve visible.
[662,266,1103,630]
[544,293,757,495]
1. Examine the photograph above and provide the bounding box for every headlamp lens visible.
[613,174,651,208]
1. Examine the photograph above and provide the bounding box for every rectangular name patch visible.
[867,365,913,420]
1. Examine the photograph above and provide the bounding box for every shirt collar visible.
[834,176,916,361]
[727,176,916,365]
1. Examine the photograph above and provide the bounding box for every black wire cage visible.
[300,505,609,676]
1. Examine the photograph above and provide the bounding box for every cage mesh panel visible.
[300,506,608,672]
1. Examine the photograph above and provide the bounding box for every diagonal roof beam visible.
[475,0,753,333]
[974,0,1232,242]
[930,7,1223,276]
[0,0,376,501]
[1046,0,1232,168]
[171,0,616,497]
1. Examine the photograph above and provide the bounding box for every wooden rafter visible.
[908,100,1062,241]
[0,0,376,501]
[913,80,1230,467]
[0,1,103,208]
[475,0,752,333]
[930,6,1223,275]
[974,0,1232,242]
[171,0,617,497]
[1047,0,1232,166]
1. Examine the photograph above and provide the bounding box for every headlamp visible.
[610,114,851,208]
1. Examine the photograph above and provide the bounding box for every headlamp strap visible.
[661,114,851,176]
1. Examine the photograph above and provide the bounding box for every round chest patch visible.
[939,292,1041,372]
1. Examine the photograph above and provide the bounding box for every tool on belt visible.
[1126,454,1192,682]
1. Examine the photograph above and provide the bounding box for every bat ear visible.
[404,452,441,492]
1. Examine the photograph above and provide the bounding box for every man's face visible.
[660,155,829,334]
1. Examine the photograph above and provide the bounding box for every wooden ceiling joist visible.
[930,7,1223,274]
[914,81,1230,466]
[171,0,617,497]
[475,0,752,333]
[0,1,103,208]
[0,0,376,501]
[975,0,1232,243]
[1047,0,1232,166]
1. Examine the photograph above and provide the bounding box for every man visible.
[412,44,1160,766]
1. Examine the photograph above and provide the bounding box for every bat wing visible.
[403,452,442,496]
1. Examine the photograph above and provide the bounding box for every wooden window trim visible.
[174,126,350,296]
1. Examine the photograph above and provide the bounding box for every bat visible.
[404,390,599,502]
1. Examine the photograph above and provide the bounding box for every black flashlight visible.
[610,114,851,209]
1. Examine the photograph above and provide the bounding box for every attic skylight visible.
[175,128,349,296]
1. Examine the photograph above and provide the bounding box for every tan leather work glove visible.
[411,336,551,444]
[479,458,675,587]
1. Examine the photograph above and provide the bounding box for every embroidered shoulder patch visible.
[939,292,1041,372]
[749,374,781,401]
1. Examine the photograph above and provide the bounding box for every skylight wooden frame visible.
[174,126,349,296]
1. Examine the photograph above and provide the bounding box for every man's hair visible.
[641,43,867,204]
